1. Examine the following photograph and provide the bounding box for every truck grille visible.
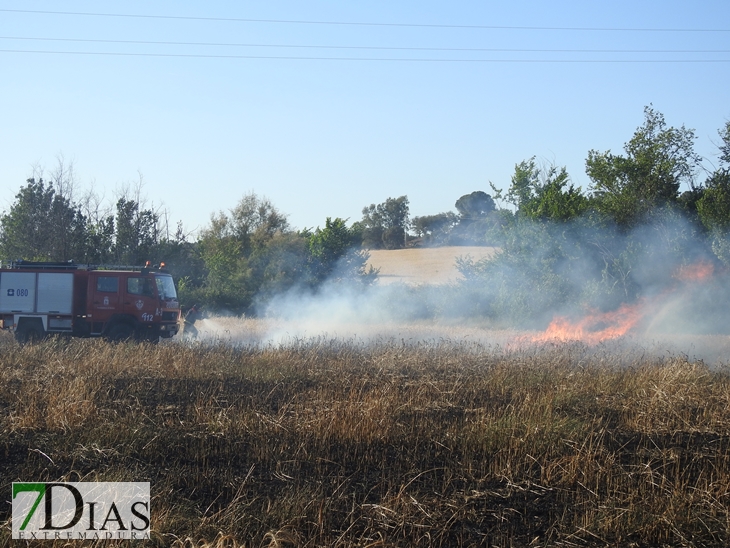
[162,311,179,321]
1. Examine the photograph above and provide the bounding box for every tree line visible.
[452,107,730,325]
[2,106,729,321]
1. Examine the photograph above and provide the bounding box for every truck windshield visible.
[155,275,178,300]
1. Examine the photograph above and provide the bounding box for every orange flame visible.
[526,261,717,346]
[531,301,645,345]
[674,262,714,282]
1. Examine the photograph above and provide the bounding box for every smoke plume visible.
[184,210,730,365]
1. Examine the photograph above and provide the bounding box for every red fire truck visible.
[0,260,181,343]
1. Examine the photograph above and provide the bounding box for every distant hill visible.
[365,246,498,285]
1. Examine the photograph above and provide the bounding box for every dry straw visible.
[2,333,730,546]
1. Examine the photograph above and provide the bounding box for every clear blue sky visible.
[1,1,729,236]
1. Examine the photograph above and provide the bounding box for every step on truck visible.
[0,260,181,343]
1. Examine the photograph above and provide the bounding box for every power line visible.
[1,49,728,62]
[0,36,728,54]
[1,9,729,32]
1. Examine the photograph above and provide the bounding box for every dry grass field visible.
[365,246,498,285]
[3,333,730,547]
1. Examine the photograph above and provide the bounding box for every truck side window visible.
[96,276,119,293]
[127,277,154,297]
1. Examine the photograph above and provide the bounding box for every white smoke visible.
[178,210,730,365]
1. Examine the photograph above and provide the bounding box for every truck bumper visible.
[158,322,179,338]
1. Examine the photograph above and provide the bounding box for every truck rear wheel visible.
[15,321,46,345]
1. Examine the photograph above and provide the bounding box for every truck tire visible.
[107,322,134,342]
[137,329,160,344]
[15,321,45,345]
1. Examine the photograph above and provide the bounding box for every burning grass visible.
[2,335,730,546]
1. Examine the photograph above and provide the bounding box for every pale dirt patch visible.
[365,246,498,285]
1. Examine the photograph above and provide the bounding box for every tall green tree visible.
[360,195,410,249]
[113,197,160,265]
[697,121,730,264]
[229,192,289,255]
[507,158,540,212]
[455,191,496,220]
[523,166,587,222]
[84,216,115,263]
[308,217,374,283]
[586,106,701,229]
[412,212,459,245]
[505,158,587,222]
[197,192,305,312]
[0,178,88,262]
[446,191,502,245]
[250,231,310,301]
[155,222,207,307]
[197,211,249,310]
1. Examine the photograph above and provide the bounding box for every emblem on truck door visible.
[103,296,109,306]
[135,300,144,310]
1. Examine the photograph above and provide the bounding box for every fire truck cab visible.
[0,261,181,343]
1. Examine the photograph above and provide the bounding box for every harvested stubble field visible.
[2,334,730,547]
[365,246,498,285]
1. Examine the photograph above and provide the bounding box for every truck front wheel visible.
[107,323,134,342]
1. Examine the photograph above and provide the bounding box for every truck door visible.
[123,275,157,322]
[89,274,121,327]
[0,272,36,313]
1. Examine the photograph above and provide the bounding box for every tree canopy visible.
[359,195,410,249]
[586,106,701,229]
[455,191,495,220]
[0,178,91,262]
